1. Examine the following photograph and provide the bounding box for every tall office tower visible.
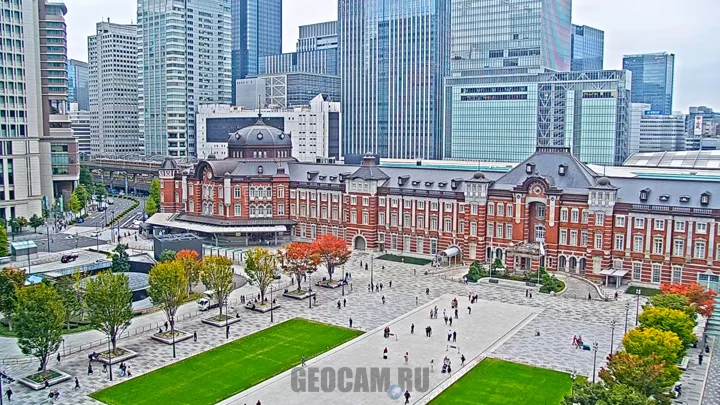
[89,21,141,155]
[571,24,604,71]
[450,0,572,75]
[628,104,685,154]
[138,0,232,157]
[38,1,78,202]
[231,0,282,101]
[339,0,450,160]
[685,106,720,150]
[69,103,91,156]
[68,59,89,110]
[623,52,675,114]
[0,0,45,219]
[262,21,338,75]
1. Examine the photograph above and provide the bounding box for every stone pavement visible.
[701,337,719,405]
[0,252,708,405]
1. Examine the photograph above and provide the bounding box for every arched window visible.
[569,257,577,270]
[559,256,567,270]
[249,206,256,217]
[486,247,493,262]
[579,258,587,272]
[495,248,503,261]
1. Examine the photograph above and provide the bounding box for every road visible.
[19,250,107,274]
[77,197,141,228]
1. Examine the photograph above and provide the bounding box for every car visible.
[90,231,102,237]
[64,235,74,239]
[60,253,79,263]
[107,198,115,205]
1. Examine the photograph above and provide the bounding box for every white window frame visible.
[615,216,626,227]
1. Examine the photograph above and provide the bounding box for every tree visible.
[563,381,653,405]
[639,307,696,351]
[28,214,44,233]
[94,183,108,198]
[648,293,696,319]
[660,282,716,318]
[159,250,177,262]
[176,250,202,294]
[54,276,82,330]
[244,247,277,303]
[145,197,159,216]
[149,178,161,208]
[68,193,82,214]
[311,234,350,281]
[79,166,93,188]
[84,271,133,352]
[280,242,319,292]
[75,184,90,209]
[599,351,681,400]
[148,260,188,330]
[14,284,65,372]
[71,271,87,321]
[111,244,131,273]
[0,228,9,257]
[10,216,26,234]
[201,255,234,315]
[622,327,684,365]
[0,267,25,331]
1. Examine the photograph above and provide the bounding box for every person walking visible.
[411,323,414,334]
[453,331,457,342]
[404,390,411,404]
[343,298,346,308]
[699,353,704,365]
[382,296,386,304]
[449,317,453,327]
[404,352,409,364]
[467,306,472,315]
[74,377,80,391]
[57,352,61,364]
[383,347,388,360]
[447,329,452,342]
[587,293,592,301]
[194,331,198,342]
[87,363,93,375]
[461,354,466,366]
[301,355,306,367]
[389,281,392,288]
[430,359,434,372]
[349,318,353,328]
[525,289,529,298]
[416,297,418,305]
[455,308,459,319]
[5,386,12,401]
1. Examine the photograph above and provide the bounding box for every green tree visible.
[0,227,9,257]
[159,249,177,262]
[148,260,188,331]
[648,293,696,319]
[84,271,133,352]
[176,250,202,295]
[145,197,158,216]
[111,244,131,273]
[0,267,25,331]
[54,276,82,330]
[79,166,93,188]
[639,307,696,351]
[75,184,90,208]
[150,177,161,208]
[563,381,653,405]
[201,255,234,315]
[245,247,277,303]
[599,351,680,400]
[94,183,107,200]
[28,214,44,233]
[14,284,65,372]
[68,193,82,214]
[623,327,684,365]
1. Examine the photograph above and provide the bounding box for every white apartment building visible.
[197,94,340,162]
[88,21,141,155]
[69,103,91,156]
[138,0,232,157]
[630,103,686,153]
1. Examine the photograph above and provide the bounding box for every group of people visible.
[572,335,587,350]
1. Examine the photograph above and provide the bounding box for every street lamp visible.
[225,299,229,339]
[46,222,51,253]
[635,289,641,326]
[270,284,274,323]
[592,341,599,383]
[624,300,630,334]
[308,272,313,309]
[370,254,374,289]
[110,211,116,243]
[171,316,176,358]
[106,335,113,381]
[609,319,616,355]
[341,265,345,296]
[570,369,577,394]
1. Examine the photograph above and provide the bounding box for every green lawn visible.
[91,318,362,405]
[626,286,662,297]
[376,254,432,266]
[429,358,575,405]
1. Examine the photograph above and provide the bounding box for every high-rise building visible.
[450,0,572,74]
[571,24,604,71]
[685,106,720,151]
[138,0,232,157]
[231,0,282,101]
[0,0,45,219]
[38,1,78,202]
[445,71,631,166]
[69,104,91,156]
[339,0,450,160]
[68,59,89,110]
[623,52,675,114]
[262,21,338,75]
[88,21,141,155]
[629,104,685,154]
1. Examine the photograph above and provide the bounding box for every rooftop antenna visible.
[257,95,262,119]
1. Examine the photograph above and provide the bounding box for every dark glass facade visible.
[622,52,675,115]
[571,25,604,72]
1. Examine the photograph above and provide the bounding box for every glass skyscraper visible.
[68,59,89,111]
[262,21,338,76]
[231,0,282,102]
[622,52,675,115]
[451,0,572,74]
[571,24,604,72]
[339,0,450,160]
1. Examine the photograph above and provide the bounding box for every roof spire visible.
[257,95,262,119]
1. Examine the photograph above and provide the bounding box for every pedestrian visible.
[447,330,452,342]
[301,355,306,367]
[416,297,418,305]
[404,389,411,404]
[343,298,346,307]
[44,377,49,389]
[444,316,448,325]
[337,300,341,309]
[429,309,433,318]
[360,260,363,268]
[103,363,107,373]
[443,309,446,318]
[449,317,453,327]
[194,331,198,342]
[572,335,577,347]
[383,347,388,360]
[5,386,12,401]
[389,281,392,288]
[455,308,459,319]
[164,321,169,331]
[699,353,704,365]
[614,291,619,300]
[467,306,471,315]
[413,269,416,276]
[349,318,353,328]
[453,331,457,342]
[382,295,386,304]
[74,377,80,391]
[525,289,529,298]
[365,264,368,271]
[461,354,466,366]
[426,287,430,295]
[588,293,592,300]
[126,366,131,377]
[87,362,93,375]
[57,352,61,364]
[404,352,409,364]
[411,323,414,334]
[257,401,262,405]
[529,291,533,298]
[380,283,383,291]
[430,359,434,372]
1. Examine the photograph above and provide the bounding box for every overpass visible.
[81,156,195,194]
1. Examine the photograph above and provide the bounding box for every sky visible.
[63,0,719,113]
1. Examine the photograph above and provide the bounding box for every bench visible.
[678,356,690,370]
[385,333,398,341]
[447,345,460,353]
[488,279,499,284]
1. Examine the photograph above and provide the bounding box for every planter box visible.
[201,315,243,327]
[244,302,280,313]
[95,347,138,365]
[151,329,192,345]
[18,369,72,390]
[283,290,316,300]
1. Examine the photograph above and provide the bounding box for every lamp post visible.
[106,334,113,381]
[341,265,345,296]
[570,369,577,395]
[592,341,599,383]
[270,284,274,323]
[225,298,229,339]
[46,222,50,253]
[624,300,630,334]
[609,319,616,355]
[370,254,374,289]
[635,289,641,326]
[308,272,313,309]
[171,316,176,358]
[110,211,116,243]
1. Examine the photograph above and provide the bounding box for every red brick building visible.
[153,118,720,290]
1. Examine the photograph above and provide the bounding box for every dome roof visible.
[472,171,485,179]
[597,177,611,186]
[228,117,291,149]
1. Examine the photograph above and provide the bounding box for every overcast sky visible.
[64,0,719,112]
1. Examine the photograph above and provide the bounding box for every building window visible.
[445,202,453,213]
[234,187,241,198]
[497,204,504,217]
[675,221,686,232]
[615,216,626,227]
[332,207,339,221]
[653,238,664,254]
[697,222,708,234]
[595,213,604,226]
[560,208,568,222]
[362,211,369,225]
[278,204,284,215]
[378,232,385,243]
[234,204,241,216]
[470,222,477,236]
[488,203,494,216]
[404,200,412,209]
[534,226,544,242]
[430,238,438,255]
[594,233,603,250]
[391,213,398,227]
[673,239,684,256]
[581,230,588,247]
[363,197,369,206]
[351,196,357,205]
[633,235,644,252]
[614,235,625,251]
[487,222,494,238]
[560,229,568,245]
[416,237,424,254]
[506,204,513,217]
[581,210,589,224]
[569,230,577,246]
[277,187,284,198]
[378,212,385,225]
[350,211,357,224]
[671,266,682,284]
[417,201,425,210]
[496,223,503,239]
[417,216,424,229]
[430,216,438,231]
[391,198,398,208]
[403,235,411,252]
[444,218,453,233]
[654,219,665,231]
[694,241,706,259]
[311,225,317,239]
[459,221,465,234]
[536,205,546,219]
[404,214,411,228]
[632,262,642,281]
[570,209,579,223]
[379,197,386,207]
[321,207,328,219]
[506,224,512,239]
[470,203,478,215]
[651,264,662,284]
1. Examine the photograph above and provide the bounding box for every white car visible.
[90,231,102,237]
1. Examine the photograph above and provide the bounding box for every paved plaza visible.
[0,251,715,404]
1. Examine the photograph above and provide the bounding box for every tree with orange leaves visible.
[279,242,319,292]
[660,282,716,318]
[176,249,202,294]
[312,234,351,281]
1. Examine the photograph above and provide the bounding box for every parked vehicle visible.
[107,198,115,205]
[61,253,79,263]
[197,290,220,311]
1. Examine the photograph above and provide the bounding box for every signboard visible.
[695,116,704,135]
[644,110,662,115]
